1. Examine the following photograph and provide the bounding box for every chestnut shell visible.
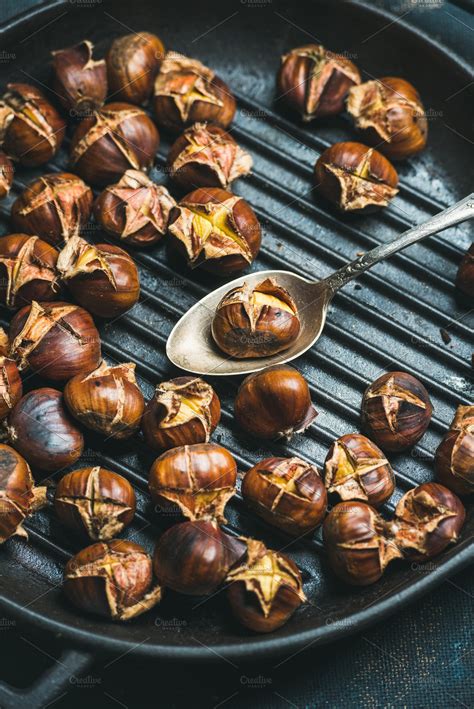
[0,234,59,308]
[434,406,474,495]
[107,32,165,105]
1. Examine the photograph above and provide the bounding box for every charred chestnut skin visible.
[277,44,360,121]
[51,41,107,115]
[0,152,13,199]
[456,244,474,298]
[361,371,433,452]
[54,467,136,541]
[242,457,327,536]
[7,388,84,472]
[64,361,145,440]
[235,365,318,440]
[347,77,428,160]
[0,83,66,166]
[142,376,221,453]
[0,234,59,309]
[107,32,165,105]
[391,483,465,561]
[64,539,162,620]
[168,187,261,274]
[11,173,93,248]
[324,433,395,508]
[69,102,159,187]
[153,520,246,595]
[148,442,237,523]
[226,540,306,633]
[435,406,474,495]
[0,444,46,543]
[9,300,101,383]
[314,142,399,213]
[323,501,402,586]
[0,357,22,421]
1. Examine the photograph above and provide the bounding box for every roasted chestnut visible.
[70,103,159,186]
[435,406,474,495]
[361,371,433,452]
[0,444,46,544]
[390,483,465,561]
[64,360,144,439]
[93,170,175,248]
[0,327,8,356]
[168,187,261,274]
[7,388,84,472]
[54,466,136,541]
[324,433,395,507]
[11,173,93,248]
[148,442,237,523]
[212,278,300,358]
[0,83,66,166]
[154,52,236,133]
[226,539,306,633]
[323,501,402,586]
[347,77,428,160]
[141,376,220,453]
[107,32,165,105]
[51,40,107,115]
[314,142,399,212]
[277,44,360,121]
[64,539,162,620]
[235,365,317,440]
[0,356,22,421]
[0,151,13,199]
[0,234,59,309]
[153,520,245,595]
[167,123,252,191]
[57,235,140,318]
[456,244,474,298]
[9,300,101,383]
[242,457,326,536]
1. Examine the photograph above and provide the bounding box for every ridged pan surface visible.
[0,0,472,661]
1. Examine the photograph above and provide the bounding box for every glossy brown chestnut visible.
[0,83,66,166]
[168,187,261,274]
[154,52,236,133]
[212,278,300,358]
[361,371,433,452]
[277,44,360,121]
[0,444,46,544]
[0,234,59,309]
[64,361,145,439]
[64,539,162,620]
[314,142,399,212]
[9,300,101,383]
[93,170,175,248]
[390,483,465,561]
[142,377,220,453]
[51,40,107,115]
[168,123,252,191]
[57,236,140,318]
[235,365,318,440]
[455,244,474,298]
[70,102,159,186]
[7,388,84,472]
[323,501,402,586]
[54,466,136,541]
[347,77,428,160]
[242,457,326,536]
[148,442,237,523]
[0,356,22,421]
[324,433,395,507]
[11,173,93,248]
[226,538,306,633]
[435,406,474,495]
[0,328,8,356]
[0,151,13,199]
[153,520,245,595]
[107,32,165,105]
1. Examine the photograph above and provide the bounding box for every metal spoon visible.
[166,194,474,376]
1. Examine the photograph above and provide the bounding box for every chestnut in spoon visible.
[166,194,473,376]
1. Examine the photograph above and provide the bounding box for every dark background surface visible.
[0,1,473,707]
